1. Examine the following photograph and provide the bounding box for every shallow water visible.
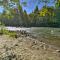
[5,27,60,36]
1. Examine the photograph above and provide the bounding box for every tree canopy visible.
[0,0,60,27]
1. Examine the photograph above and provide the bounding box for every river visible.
[4,27,60,37]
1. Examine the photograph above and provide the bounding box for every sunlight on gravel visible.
[0,35,60,60]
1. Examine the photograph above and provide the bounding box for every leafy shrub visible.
[0,27,17,38]
[0,27,9,35]
[9,31,17,38]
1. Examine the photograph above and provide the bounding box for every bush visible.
[0,27,17,38]
[0,27,9,35]
[0,25,18,38]
[9,31,17,38]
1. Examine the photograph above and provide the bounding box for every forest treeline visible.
[0,0,60,27]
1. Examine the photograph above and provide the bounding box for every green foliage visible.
[0,0,60,27]
[8,31,17,38]
[55,0,60,8]
[18,5,22,11]
[0,23,8,35]
[11,0,19,3]
[34,6,39,13]
[0,27,17,38]
[0,23,16,37]
[0,27,9,35]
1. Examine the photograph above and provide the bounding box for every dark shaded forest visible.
[0,0,60,27]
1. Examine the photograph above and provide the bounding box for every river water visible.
[4,27,60,37]
[5,27,30,31]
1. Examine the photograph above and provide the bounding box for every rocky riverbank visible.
[0,35,60,60]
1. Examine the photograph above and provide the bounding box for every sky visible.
[20,0,55,14]
[0,0,55,14]
[0,6,4,13]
